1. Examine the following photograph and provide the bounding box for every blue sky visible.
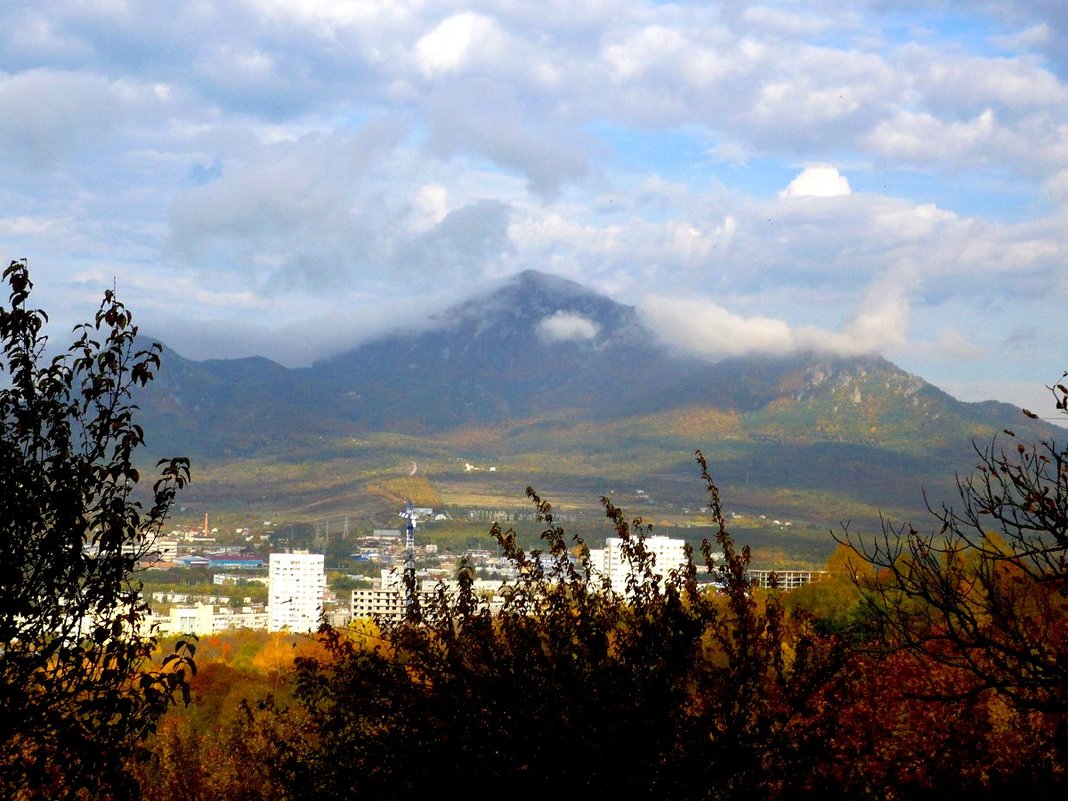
[0,1,1066,418]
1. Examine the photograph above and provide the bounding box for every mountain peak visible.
[446,270,638,344]
[509,269,597,297]
[473,269,618,314]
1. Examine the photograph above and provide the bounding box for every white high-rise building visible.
[600,535,688,595]
[269,552,326,632]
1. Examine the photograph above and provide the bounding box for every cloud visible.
[932,328,986,361]
[991,23,1051,52]
[795,276,910,355]
[166,120,408,285]
[780,165,852,198]
[409,184,449,232]
[421,82,591,196]
[0,69,122,169]
[416,13,506,77]
[639,275,909,361]
[743,6,836,37]
[535,311,600,344]
[0,215,63,238]
[902,47,1067,113]
[638,297,797,359]
[395,199,513,279]
[865,108,998,164]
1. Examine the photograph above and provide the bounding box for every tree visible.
[236,452,846,800]
[0,260,194,799]
[840,377,1068,714]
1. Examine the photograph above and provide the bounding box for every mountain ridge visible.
[137,270,1058,527]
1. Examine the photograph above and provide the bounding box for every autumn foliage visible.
[8,260,1064,798]
[0,261,193,800]
[137,436,1068,799]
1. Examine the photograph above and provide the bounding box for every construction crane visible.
[402,500,419,621]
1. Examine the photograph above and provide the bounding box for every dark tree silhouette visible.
[0,260,194,799]
[840,377,1068,713]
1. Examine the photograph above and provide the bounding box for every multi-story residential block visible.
[599,535,689,595]
[351,569,407,623]
[269,551,326,632]
[155,603,269,635]
[746,569,830,591]
[351,570,507,623]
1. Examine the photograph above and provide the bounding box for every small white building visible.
[269,551,326,632]
[166,602,216,635]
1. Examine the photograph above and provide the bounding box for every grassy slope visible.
[157,388,1041,570]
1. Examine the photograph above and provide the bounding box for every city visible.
[144,504,826,635]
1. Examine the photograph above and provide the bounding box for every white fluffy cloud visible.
[639,274,908,362]
[416,13,506,77]
[535,311,600,344]
[780,166,852,198]
[796,277,910,355]
[639,297,796,358]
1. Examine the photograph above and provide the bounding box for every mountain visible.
[142,269,683,452]
[137,270,1059,530]
[312,269,698,428]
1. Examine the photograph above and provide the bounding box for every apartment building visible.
[599,535,689,595]
[268,551,326,632]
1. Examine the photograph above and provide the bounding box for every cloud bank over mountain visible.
[639,274,909,361]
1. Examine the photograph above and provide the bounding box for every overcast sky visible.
[1,1,1066,416]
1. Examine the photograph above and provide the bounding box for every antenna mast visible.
[402,500,419,621]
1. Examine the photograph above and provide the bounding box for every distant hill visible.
[137,270,1059,530]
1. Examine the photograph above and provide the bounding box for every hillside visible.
[137,270,1059,532]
